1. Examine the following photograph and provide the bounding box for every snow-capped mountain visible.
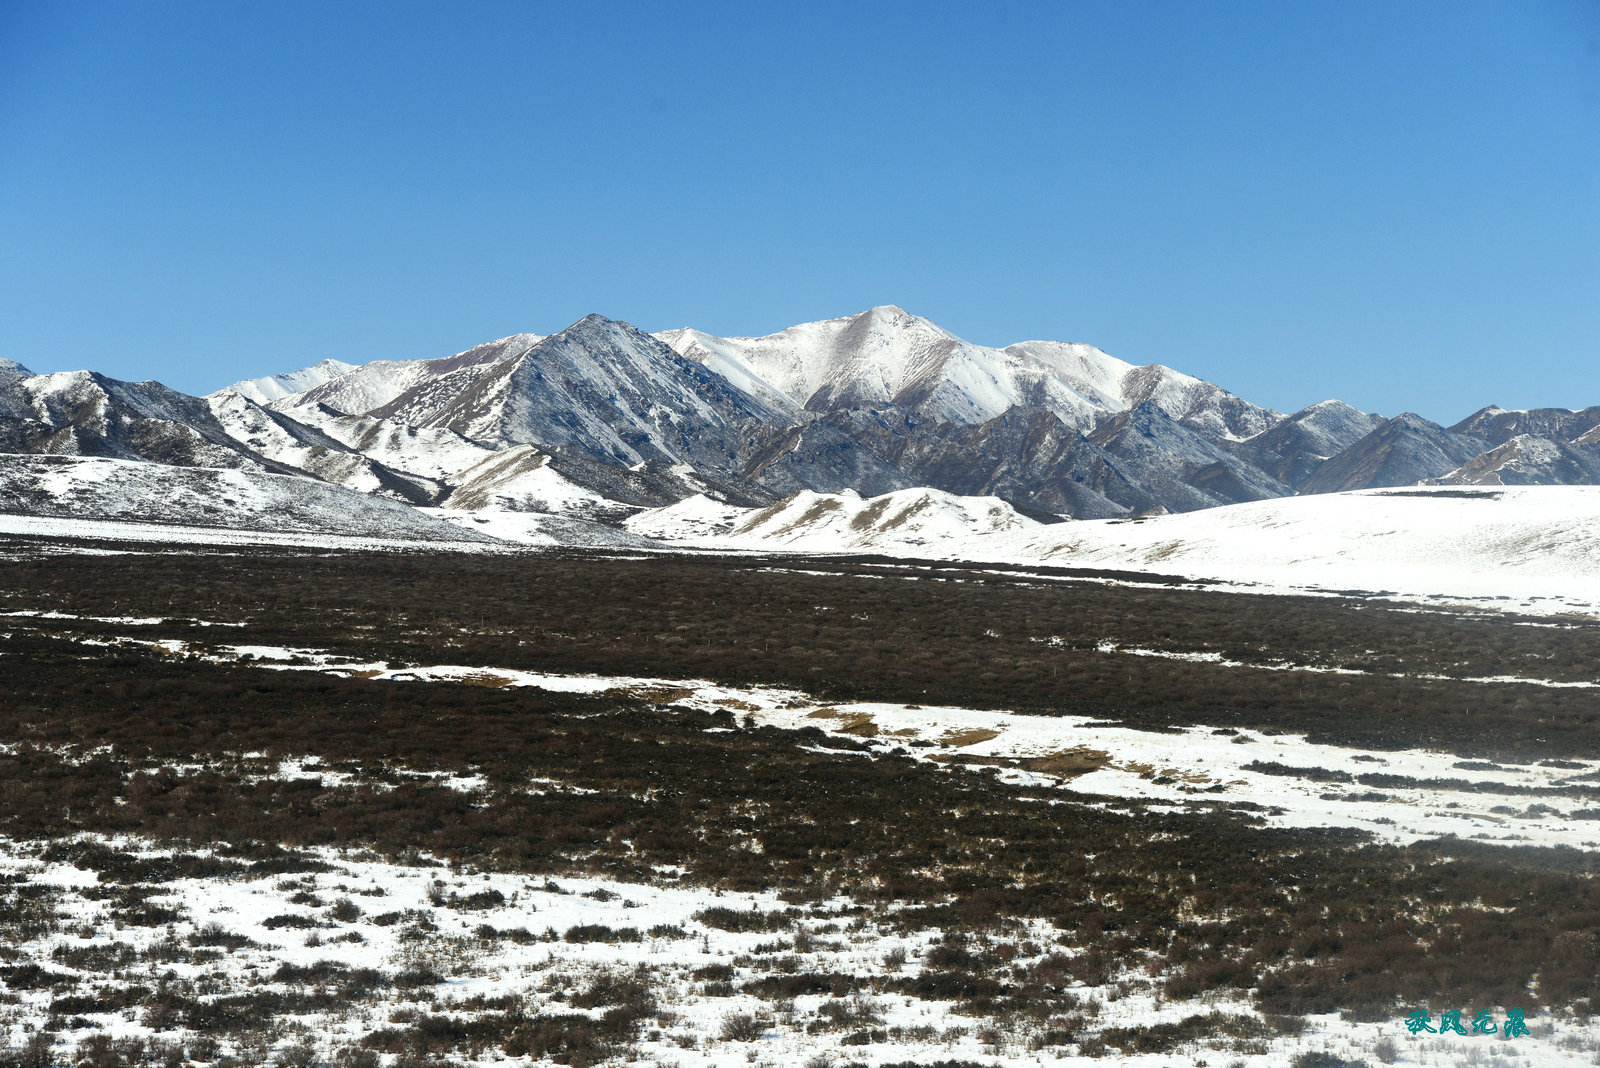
[1450,405,1600,448]
[220,358,358,405]
[1,368,303,474]
[1087,402,1292,510]
[366,316,779,470]
[1432,434,1600,487]
[1234,400,1386,488]
[659,305,1282,438]
[3,306,1595,551]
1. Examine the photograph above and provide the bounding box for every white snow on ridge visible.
[273,334,543,417]
[658,306,1282,437]
[624,493,750,540]
[284,404,496,483]
[215,358,359,405]
[720,486,1040,552]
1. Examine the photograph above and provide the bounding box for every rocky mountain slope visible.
[0,454,493,543]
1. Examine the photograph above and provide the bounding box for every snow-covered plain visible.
[659,485,1600,619]
[0,513,501,554]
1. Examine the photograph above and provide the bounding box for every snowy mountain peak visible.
[369,314,773,468]
[218,358,361,405]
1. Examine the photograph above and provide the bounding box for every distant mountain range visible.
[1,308,1596,541]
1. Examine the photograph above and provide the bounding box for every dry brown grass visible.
[1016,747,1110,777]
[939,728,1001,748]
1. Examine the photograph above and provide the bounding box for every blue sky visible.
[2,0,1595,422]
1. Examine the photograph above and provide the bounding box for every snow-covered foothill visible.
[623,493,752,540]
[1006,485,1600,614]
[440,444,620,516]
[720,486,1041,552]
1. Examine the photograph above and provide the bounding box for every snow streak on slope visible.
[283,403,496,483]
[218,358,359,405]
[204,391,441,502]
[722,487,1040,553]
[276,334,542,416]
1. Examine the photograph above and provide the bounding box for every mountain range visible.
[1,308,1596,543]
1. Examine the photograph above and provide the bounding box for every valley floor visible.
[3,536,1600,1068]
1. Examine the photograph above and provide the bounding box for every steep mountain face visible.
[1234,400,1386,487]
[1297,413,1486,495]
[372,316,776,470]
[222,358,358,405]
[737,415,919,499]
[1088,403,1292,510]
[834,406,1147,519]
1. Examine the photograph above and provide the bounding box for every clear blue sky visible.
[2,0,1596,423]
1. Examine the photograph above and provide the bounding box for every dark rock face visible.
[1450,406,1600,449]
[1087,404,1291,511]
[1297,413,1487,495]
[1232,401,1385,488]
